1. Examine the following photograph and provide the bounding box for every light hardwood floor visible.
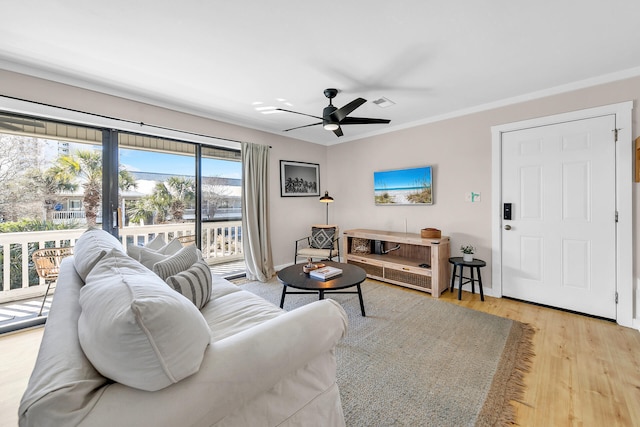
[439,290,640,426]
[1,289,639,427]
[0,326,41,427]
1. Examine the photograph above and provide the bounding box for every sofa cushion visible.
[201,290,285,341]
[165,259,212,309]
[78,248,211,392]
[152,244,200,280]
[209,274,245,300]
[73,228,125,280]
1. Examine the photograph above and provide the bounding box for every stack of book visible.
[309,266,343,280]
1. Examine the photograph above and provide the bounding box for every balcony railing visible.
[0,221,242,303]
[51,210,97,224]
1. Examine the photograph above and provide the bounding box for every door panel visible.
[501,115,616,319]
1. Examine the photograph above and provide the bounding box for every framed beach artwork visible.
[280,160,320,197]
[374,165,433,205]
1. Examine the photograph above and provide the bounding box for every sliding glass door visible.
[118,133,197,247]
[201,147,243,270]
[0,111,243,313]
[117,132,243,269]
[0,113,103,303]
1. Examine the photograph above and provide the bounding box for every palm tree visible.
[25,164,78,221]
[50,149,137,226]
[129,177,195,225]
[148,182,172,223]
[119,169,137,195]
[166,177,195,221]
[127,197,158,225]
[53,151,101,225]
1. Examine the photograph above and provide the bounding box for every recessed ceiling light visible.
[252,101,264,106]
[372,97,395,108]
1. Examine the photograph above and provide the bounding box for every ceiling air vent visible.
[372,97,395,108]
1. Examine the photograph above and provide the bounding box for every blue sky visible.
[120,149,241,179]
[47,140,242,179]
[374,166,432,190]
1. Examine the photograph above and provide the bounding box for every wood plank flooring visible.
[1,289,639,427]
[0,326,41,427]
[438,289,640,426]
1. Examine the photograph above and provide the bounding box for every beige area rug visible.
[235,277,534,426]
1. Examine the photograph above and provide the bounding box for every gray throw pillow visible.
[153,244,200,280]
[310,227,336,249]
[165,260,212,309]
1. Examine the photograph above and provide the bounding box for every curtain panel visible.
[241,142,275,281]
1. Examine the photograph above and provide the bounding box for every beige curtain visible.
[241,142,275,281]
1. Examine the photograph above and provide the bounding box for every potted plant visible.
[460,244,475,262]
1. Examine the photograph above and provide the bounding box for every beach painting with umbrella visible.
[374,165,433,205]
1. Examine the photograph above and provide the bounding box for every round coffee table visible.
[277,261,367,316]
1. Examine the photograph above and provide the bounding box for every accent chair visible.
[294,224,340,264]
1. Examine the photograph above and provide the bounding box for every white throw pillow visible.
[73,228,125,280]
[126,244,143,261]
[127,234,174,260]
[146,234,167,251]
[160,238,183,255]
[78,249,211,392]
[133,238,185,268]
[165,259,213,309]
[153,244,200,280]
[138,246,169,270]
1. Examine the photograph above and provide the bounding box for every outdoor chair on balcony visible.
[32,247,74,316]
[176,235,197,246]
[294,224,340,264]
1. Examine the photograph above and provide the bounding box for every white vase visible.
[463,253,473,262]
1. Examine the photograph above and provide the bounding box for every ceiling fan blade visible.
[283,122,322,132]
[330,98,366,122]
[340,117,391,125]
[333,126,343,137]
[276,108,323,121]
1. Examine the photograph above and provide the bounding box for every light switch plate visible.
[465,192,481,202]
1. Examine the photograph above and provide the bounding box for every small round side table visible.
[448,257,486,301]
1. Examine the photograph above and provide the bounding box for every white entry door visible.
[501,114,617,319]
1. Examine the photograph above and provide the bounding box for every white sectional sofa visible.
[19,229,348,426]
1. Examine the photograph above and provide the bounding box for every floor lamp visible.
[319,191,334,224]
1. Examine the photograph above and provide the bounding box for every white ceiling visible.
[2,1,640,146]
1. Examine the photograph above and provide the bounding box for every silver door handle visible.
[504,225,511,230]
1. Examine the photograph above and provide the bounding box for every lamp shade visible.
[319,191,334,203]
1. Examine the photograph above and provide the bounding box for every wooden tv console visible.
[343,229,451,297]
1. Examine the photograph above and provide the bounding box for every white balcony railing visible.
[51,210,93,224]
[0,221,242,303]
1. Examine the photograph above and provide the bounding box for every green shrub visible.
[0,220,79,289]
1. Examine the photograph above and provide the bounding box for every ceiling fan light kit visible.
[323,122,339,131]
[277,88,390,137]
